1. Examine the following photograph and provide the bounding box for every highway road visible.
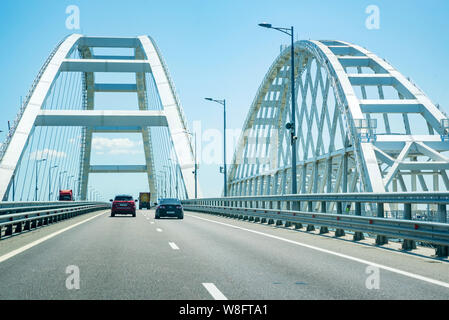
[0,209,449,299]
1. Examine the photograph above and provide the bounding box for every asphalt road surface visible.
[0,209,448,300]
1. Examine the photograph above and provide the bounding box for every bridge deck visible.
[0,208,448,299]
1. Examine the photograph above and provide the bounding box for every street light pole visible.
[35,158,47,201]
[163,171,167,197]
[49,165,58,201]
[183,130,198,199]
[156,173,163,200]
[205,98,227,197]
[2,129,15,201]
[67,175,74,191]
[59,171,67,192]
[74,179,80,200]
[164,165,172,197]
[194,132,198,199]
[258,23,297,195]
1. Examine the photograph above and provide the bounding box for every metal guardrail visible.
[0,202,110,240]
[182,192,449,204]
[0,201,105,214]
[182,192,449,257]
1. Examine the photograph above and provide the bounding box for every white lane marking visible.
[188,214,449,290]
[169,242,179,250]
[156,228,163,232]
[150,222,155,224]
[0,211,107,264]
[202,283,228,300]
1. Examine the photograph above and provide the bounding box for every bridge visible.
[0,35,448,300]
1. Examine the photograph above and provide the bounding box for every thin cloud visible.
[30,149,67,160]
[92,137,143,155]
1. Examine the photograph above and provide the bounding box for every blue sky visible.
[0,0,448,200]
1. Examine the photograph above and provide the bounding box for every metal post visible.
[49,165,58,201]
[169,167,172,197]
[205,98,227,197]
[176,164,179,198]
[194,133,198,199]
[402,203,416,250]
[35,161,38,201]
[11,172,15,201]
[376,202,388,245]
[319,201,329,234]
[163,173,166,198]
[353,202,364,241]
[48,168,51,201]
[223,99,227,197]
[35,159,46,201]
[290,26,297,196]
[436,204,448,257]
[335,200,345,237]
[306,201,315,231]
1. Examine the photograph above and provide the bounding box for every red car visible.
[110,195,137,217]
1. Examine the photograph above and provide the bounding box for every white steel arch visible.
[228,40,449,203]
[0,34,198,201]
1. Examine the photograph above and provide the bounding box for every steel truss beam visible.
[35,110,168,127]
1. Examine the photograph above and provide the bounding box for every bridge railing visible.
[0,202,110,239]
[0,201,107,212]
[182,192,449,257]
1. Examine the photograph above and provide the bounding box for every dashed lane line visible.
[169,242,180,250]
[202,283,228,300]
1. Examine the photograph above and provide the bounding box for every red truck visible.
[59,190,73,201]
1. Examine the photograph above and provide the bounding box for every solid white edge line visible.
[187,213,449,290]
[0,210,107,264]
[202,283,228,300]
[169,242,179,250]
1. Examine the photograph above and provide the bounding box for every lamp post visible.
[74,179,80,200]
[258,23,298,196]
[168,158,180,199]
[184,130,198,199]
[35,158,47,201]
[59,171,67,192]
[67,175,74,191]
[88,186,94,201]
[204,97,227,197]
[163,171,167,197]
[163,165,172,197]
[2,128,16,201]
[156,173,163,200]
[49,165,58,201]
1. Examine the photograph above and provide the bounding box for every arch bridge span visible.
[228,40,449,208]
[0,34,197,202]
